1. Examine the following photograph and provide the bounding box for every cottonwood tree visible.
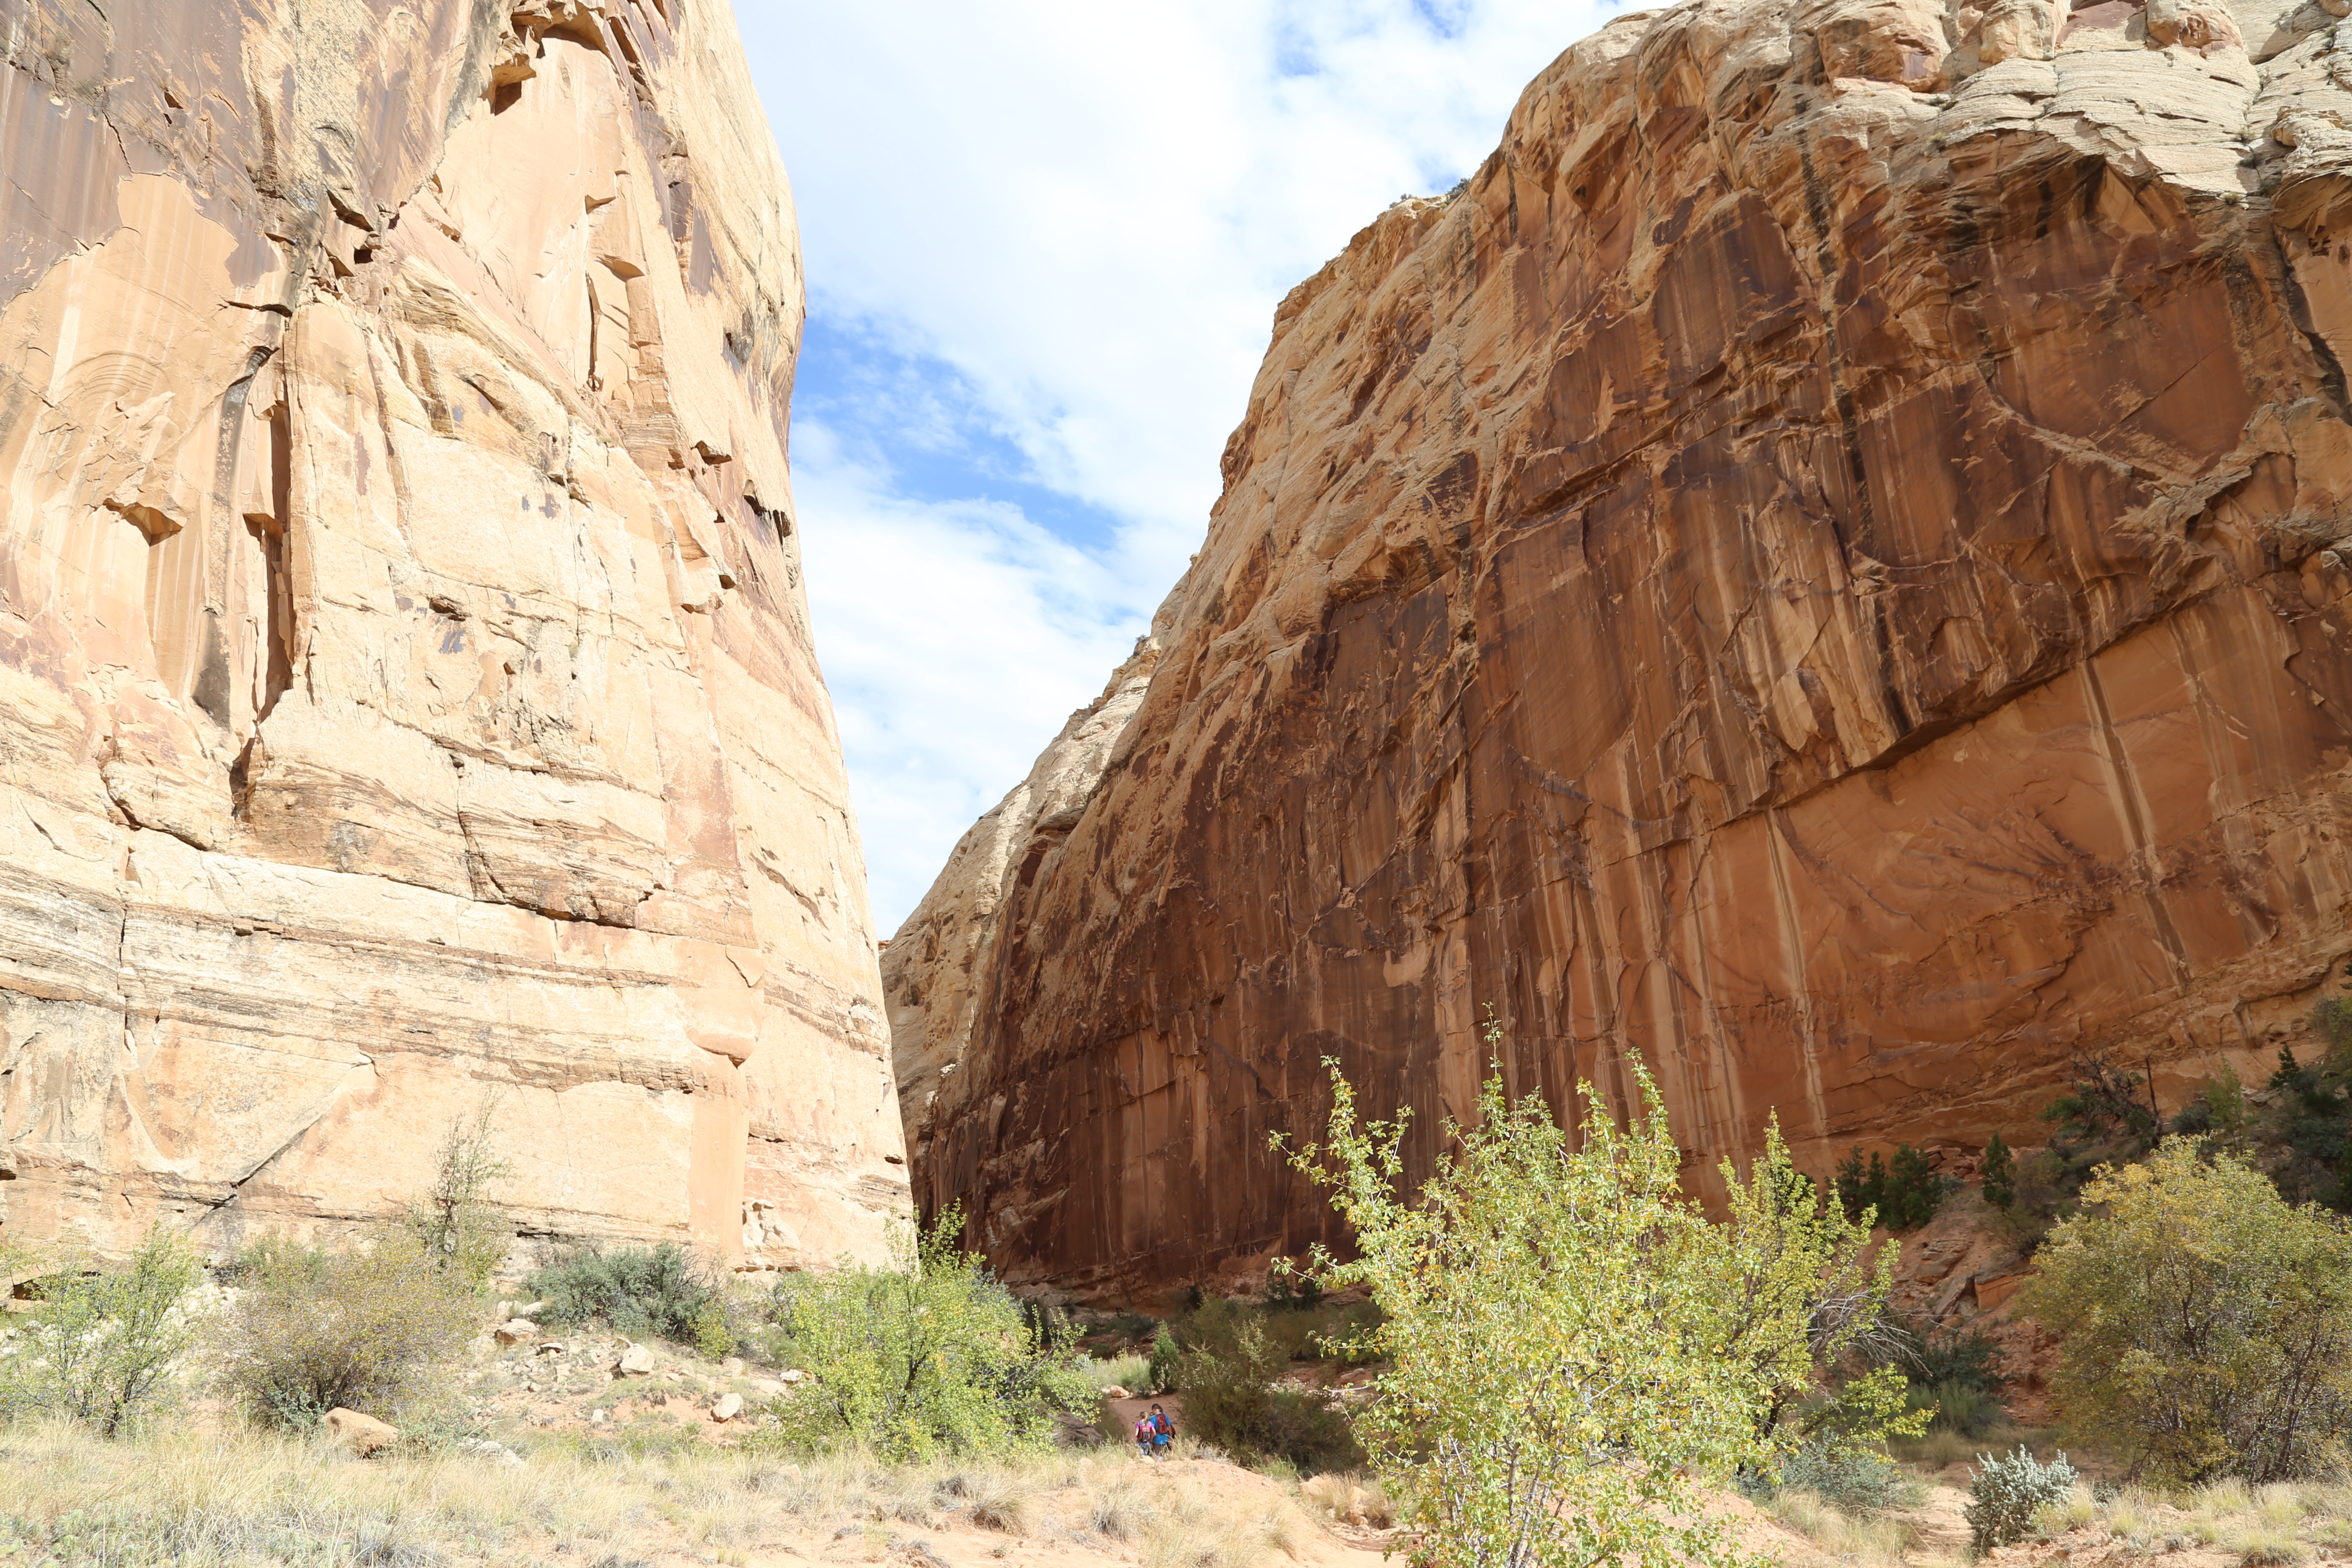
[1280,1043,1779,1568]
[1717,1118,1923,1464]
[2021,1139,2352,1482]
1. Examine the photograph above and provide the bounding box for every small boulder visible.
[457,1437,526,1468]
[711,1392,744,1421]
[779,1367,805,1384]
[1099,1385,1133,1400]
[748,1377,787,1399]
[719,1357,744,1377]
[616,1343,656,1375]
[493,1319,538,1345]
[324,1408,400,1457]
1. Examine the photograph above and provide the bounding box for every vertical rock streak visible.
[0,0,907,1262]
[895,0,2352,1295]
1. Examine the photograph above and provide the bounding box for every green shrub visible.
[525,1242,717,1344]
[217,1231,477,1429]
[1146,1323,1179,1394]
[1284,1044,1788,1568]
[1912,1326,2005,1389]
[1720,1121,1922,1461]
[2168,1065,2252,1143]
[1263,1267,1322,1311]
[1914,1378,2004,1437]
[1834,1144,1943,1230]
[1169,1299,1362,1474]
[2266,1017,2352,1210]
[4,1227,200,1437]
[2041,1054,2160,1159]
[1981,1133,2015,1210]
[1774,1438,1920,1513]
[1966,1446,2078,1550]
[751,1207,1088,1460]
[401,1099,512,1293]
[2019,1139,2352,1482]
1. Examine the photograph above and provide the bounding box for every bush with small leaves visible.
[2019,1140,2352,1482]
[526,1242,719,1345]
[5,1227,201,1437]
[1284,1043,1788,1568]
[1171,1300,1363,1474]
[1966,1446,2079,1550]
[1146,1323,1180,1394]
[1775,1439,1920,1515]
[217,1231,477,1430]
[1981,1133,2016,1210]
[751,1207,1092,1460]
[401,1099,513,1293]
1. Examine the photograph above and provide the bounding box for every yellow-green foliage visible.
[1718,1118,1927,1463]
[3,1228,200,1438]
[2019,1139,2352,1483]
[401,1099,513,1295]
[217,1232,478,1429]
[1283,1047,1779,1568]
[753,1207,1090,1461]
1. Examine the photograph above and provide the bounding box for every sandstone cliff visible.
[885,636,1160,1161]
[0,0,908,1264]
[893,0,2352,1296]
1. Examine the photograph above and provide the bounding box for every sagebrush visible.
[217,1232,477,1429]
[1966,1446,2078,1551]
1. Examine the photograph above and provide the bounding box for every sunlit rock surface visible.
[0,0,907,1262]
[893,0,2352,1296]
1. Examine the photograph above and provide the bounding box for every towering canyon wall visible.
[0,0,908,1264]
[891,0,2352,1297]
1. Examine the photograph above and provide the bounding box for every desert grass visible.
[1891,1424,2065,1473]
[2036,1479,2352,1564]
[1298,1470,1394,1528]
[0,1418,1327,1565]
[1767,1487,1920,1568]
[1088,1352,1152,1391]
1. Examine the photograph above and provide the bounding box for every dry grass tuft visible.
[1085,1477,1155,1540]
[2048,1477,2352,1565]
[1767,1487,1917,1568]
[0,1415,1335,1567]
[1298,1470,1394,1528]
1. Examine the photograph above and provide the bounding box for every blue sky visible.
[735,1,1619,931]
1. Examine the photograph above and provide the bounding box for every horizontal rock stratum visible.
[0,0,908,1262]
[890,0,2352,1295]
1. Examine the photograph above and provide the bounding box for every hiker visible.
[1134,1409,1157,1458]
[1149,1403,1175,1458]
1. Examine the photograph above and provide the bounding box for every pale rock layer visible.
[0,0,908,1264]
[894,0,2352,1296]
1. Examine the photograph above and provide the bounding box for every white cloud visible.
[738,0,1621,928]
[789,422,1146,927]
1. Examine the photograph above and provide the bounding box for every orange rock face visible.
[0,0,907,1262]
[894,0,2352,1295]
